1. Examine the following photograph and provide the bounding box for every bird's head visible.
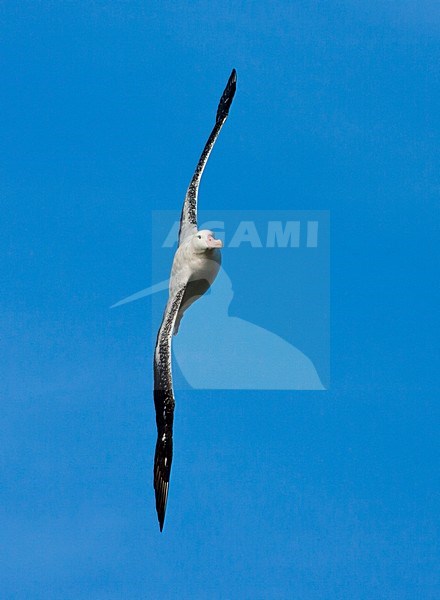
[192,230,223,253]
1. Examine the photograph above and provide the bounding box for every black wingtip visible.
[156,498,166,532]
[154,439,171,533]
[156,497,165,531]
[154,481,168,532]
[216,68,237,123]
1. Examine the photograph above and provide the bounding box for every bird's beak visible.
[208,238,223,249]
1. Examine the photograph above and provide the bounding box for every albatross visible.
[153,69,237,531]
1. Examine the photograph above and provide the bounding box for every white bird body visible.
[169,233,222,296]
[165,230,223,336]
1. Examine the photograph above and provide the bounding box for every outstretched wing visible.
[153,285,186,531]
[178,69,237,245]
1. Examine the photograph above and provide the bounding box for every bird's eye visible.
[197,235,202,239]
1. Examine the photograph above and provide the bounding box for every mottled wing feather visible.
[178,69,237,245]
[153,285,186,531]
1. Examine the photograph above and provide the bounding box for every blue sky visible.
[1,2,439,598]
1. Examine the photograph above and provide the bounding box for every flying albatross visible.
[153,69,237,531]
